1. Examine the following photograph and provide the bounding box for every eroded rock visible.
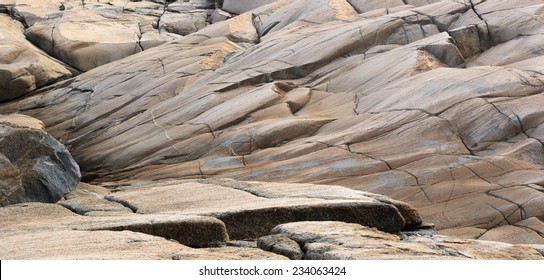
[104,179,422,238]
[0,14,71,101]
[263,221,544,260]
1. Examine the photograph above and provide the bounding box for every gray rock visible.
[0,121,80,206]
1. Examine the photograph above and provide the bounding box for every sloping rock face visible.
[0,114,80,206]
[0,14,72,101]
[1,0,544,248]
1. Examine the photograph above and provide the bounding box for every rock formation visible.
[0,114,80,206]
[0,0,544,259]
[1,180,542,259]
[0,14,72,101]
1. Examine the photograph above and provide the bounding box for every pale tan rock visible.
[0,14,71,101]
[256,0,357,38]
[516,217,544,236]
[0,230,184,260]
[265,221,544,260]
[0,201,229,247]
[174,246,288,260]
[57,182,134,215]
[104,179,419,238]
[0,114,43,130]
[478,224,544,245]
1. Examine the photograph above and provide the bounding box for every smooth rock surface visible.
[221,0,280,15]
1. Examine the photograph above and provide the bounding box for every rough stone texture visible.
[104,179,422,238]
[0,14,71,101]
[72,214,229,247]
[264,221,544,260]
[1,0,544,249]
[173,246,288,260]
[257,234,303,260]
[0,230,185,260]
[0,116,80,206]
[0,201,232,256]
[58,183,133,216]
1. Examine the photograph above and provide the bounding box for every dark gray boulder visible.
[0,121,80,206]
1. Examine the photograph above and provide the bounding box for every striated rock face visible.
[0,114,80,206]
[1,0,544,258]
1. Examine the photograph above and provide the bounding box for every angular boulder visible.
[0,115,80,206]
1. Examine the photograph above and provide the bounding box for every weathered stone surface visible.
[0,117,80,206]
[104,179,421,238]
[0,14,71,101]
[257,234,303,260]
[0,201,229,251]
[3,1,227,71]
[73,214,229,247]
[478,224,544,245]
[173,246,288,260]
[221,0,280,15]
[347,0,406,13]
[264,221,544,260]
[0,113,43,130]
[1,0,544,248]
[58,183,133,215]
[0,230,185,260]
